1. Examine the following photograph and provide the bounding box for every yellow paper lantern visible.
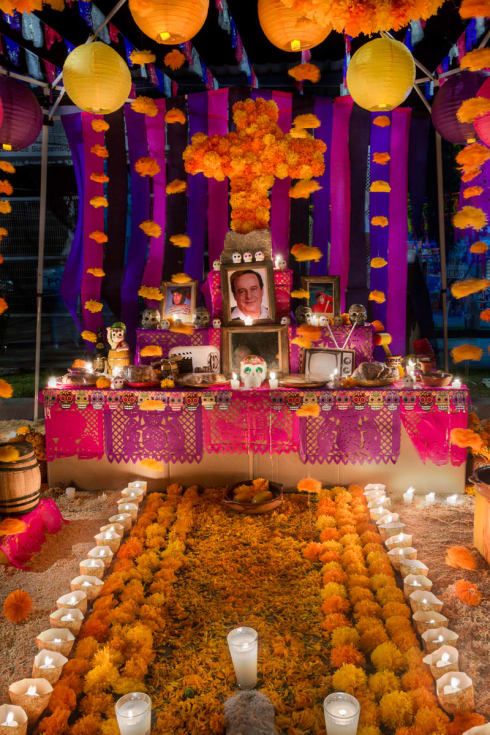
[129,0,209,45]
[63,42,132,115]
[258,0,330,52]
[346,38,415,112]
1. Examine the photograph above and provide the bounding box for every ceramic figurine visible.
[111,374,124,390]
[194,306,210,329]
[140,308,161,330]
[160,318,171,331]
[240,354,267,389]
[276,255,287,271]
[348,303,367,326]
[280,316,290,326]
[318,315,329,327]
[232,251,242,264]
[106,322,131,375]
[255,250,265,262]
[213,259,221,271]
[212,318,221,329]
[243,251,253,263]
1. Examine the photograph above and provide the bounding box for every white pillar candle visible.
[79,557,105,578]
[425,492,436,506]
[385,533,413,550]
[403,486,415,504]
[452,378,462,389]
[35,629,75,657]
[437,673,474,714]
[109,513,133,531]
[268,372,278,389]
[87,545,113,568]
[0,705,27,735]
[323,692,360,735]
[227,627,258,689]
[115,692,151,735]
[56,591,87,614]
[65,487,76,499]
[230,373,240,390]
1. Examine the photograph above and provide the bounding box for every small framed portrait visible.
[303,347,355,381]
[301,276,340,319]
[222,325,289,377]
[161,280,197,324]
[221,262,276,326]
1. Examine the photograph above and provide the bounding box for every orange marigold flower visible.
[461,47,490,70]
[370,180,391,193]
[359,627,389,654]
[0,161,15,173]
[453,206,487,231]
[140,345,163,358]
[371,216,389,227]
[0,179,13,195]
[368,670,400,700]
[374,116,391,127]
[130,49,155,64]
[138,285,163,300]
[288,62,321,82]
[90,196,108,208]
[90,172,109,184]
[91,119,109,132]
[451,277,489,298]
[445,545,477,570]
[170,324,194,335]
[131,97,158,117]
[331,644,365,668]
[95,376,111,389]
[480,308,490,321]
[322,613,350,632]
[90,144,108,158]
[297,477,322,493]
[140,458,164,471]
[457,97,490,123]
[171,272,192,284]
[135,157,161,177]
[89,230,108,244]
[447,712,486,735]
[462,167,482,182]
[371,641,405,672]
[0,379,14,399]
[289,179,322,198]
[463,185,484,199]
[84,299,103,313]
[165,108,186,125]
[369,290,386,304]
[3,589,32,622]
[0,518,25,535]
[0,226,7,240]
[323,568,347,585]
[373,152,390,165]
[303,541,323,561]
[117,538,143,559]
[81,330,97,342]
[454,578,482,605]
[456,142,490,171]
[401,667,433,691]
[139,220,162,238]
[320,527,340,542]
[371,257,387,268]
[166,179,187,195]
[139,398,165,410]
[379,691,412,729]
[408,687,437,711]
[471,241,488,253]
[297,403,321,417]
[47,682,77,712]
[332,663,367,694]
[86,268,105,277]
[290,243,323,261]
[414,707,449,735]
[164,49,185,70]
[450,344,483,363]
[0,200,12,213]
[371,320,385,332]
[293,113,321,129]
[38,708,71,735]
[291,288,309,299]
[322,595,350,615]
[169,234,191,248]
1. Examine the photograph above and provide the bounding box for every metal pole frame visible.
[435,131,449,373]
[33,122,49,421]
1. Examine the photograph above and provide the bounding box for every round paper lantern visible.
[0,76,42,151]
[346,38,415,112]
[129,0,209,44]
[258,0,330,52]
[431,71,486,144]
[63,42,132,115]
[474,77,490,146]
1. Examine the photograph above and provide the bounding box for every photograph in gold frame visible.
[221,262,276,326]
[221,325,289,377]
[300,276,340,319]
[160,279,197,325]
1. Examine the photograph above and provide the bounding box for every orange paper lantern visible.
[129,0,209,45]
[258,0,330,52]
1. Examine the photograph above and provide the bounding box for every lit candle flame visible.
[441,653,450,664]
[243,316,253,326]
[26,685,38,696]
[338,709,347,716]
[2,711,17,726]
[47,376,57,388]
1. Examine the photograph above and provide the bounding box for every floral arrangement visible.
[89,196,108,209]
[166,179,187,195]
[135,157,161,177]
[288,63,320,82]
[450,344,482,363]
[370,181,391,193]
[454,579,482,606]
[291,288,310,298]
[139,398,166,411]
[130,50,155,65]
[96,376,111,389]
[86,268,105,278]
[91,119,109,133]
[470,241,488,253]
[3,589,32,622]
[373,152,390,165]
[290,243,323,261]
[90,144,108,158]
[0,200,12,213]
[445,546,477,570]
[169,234,191,248]
[165,108,186,125]
[183,98,325,233]
[373,116,390,127]
[452,206,487,231]
[84,299,103,313]
[371,216,388,227]
[463,186,483,199]
[81,330,97,342]
[164,49,185,70]
[140,345,163,357]
[89,230,108,244]
[0,377,13,398]
[459,0,490,18]
[456,97,490,124]
[138,285,163,300]
[139,220,162,238]
[370,257,387,268]
[451,277,489,298]
[171,273,192,284]
[461,49,490,71]
[289,179,322,198]
[90,172,109,184]
[297,403,321,417]
[369,290,386,303]
[130,97,158,117]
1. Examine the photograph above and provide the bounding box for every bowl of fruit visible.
[224,478,283,514]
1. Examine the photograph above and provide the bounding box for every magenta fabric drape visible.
[207,88,230,264]
[270,90,293,259]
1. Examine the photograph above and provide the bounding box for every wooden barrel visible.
[107,348,130,375]
[0,441,41,515]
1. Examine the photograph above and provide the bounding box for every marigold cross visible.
[183,97,326,234]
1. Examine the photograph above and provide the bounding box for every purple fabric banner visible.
[329,96,353,311]
[60,113,84,332]
[207,89,229,265]
[122,106,150,348]
[311,97,333,276]
[141,99,166,309]
[185,92,209,281]
[369,112,391,336]
[387,108,411,354]
[80,113,105,343]
[271,91,292,259]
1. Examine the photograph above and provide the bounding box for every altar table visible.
[42,385,469,495]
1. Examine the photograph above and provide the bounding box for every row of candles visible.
[1,480,151,735]
[365,483,480,721]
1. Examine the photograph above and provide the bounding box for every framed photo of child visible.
[300,276,340,319]
[161,280,197,325]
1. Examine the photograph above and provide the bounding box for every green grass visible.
[5,372,49,398]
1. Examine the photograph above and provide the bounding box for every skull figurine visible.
[276,256,287,271]
[141,308,161,330]
[212,318,221,329]
[232,251,242,264]
[194,307,210,329]
[240,355,267,388]
[255,250,265,262]
[243,251,253,263]
[318,315,329,327]
[295,305,313,325]
[213,259,221,271]
[160,318,171,331]
[280,316,290,326]
[348,303,367,326]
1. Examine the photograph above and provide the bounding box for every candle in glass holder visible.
[386,533,413,550]
[115,692,151,735]
[230,372,240,390]
[400,559,429,578]
[109,513,132,532]
[70,575,103,600]
[79,557,105,578]
[94,530,121,553]
[379,520,406,541]
[388,546,416,570]
[268,372,278,390]
[452,378,462,389]
[425,492,436,506]
[421,627,459,654]
[423,645,459,679]
[121,487,144,504]
[369,506,390,522]
[116,502,138,520]
[128,480,147,495]
[8,679,53,723]
[56,590,87,615]
[367,495,391,510]
[323,692,360,735]
[403,574,432,598]
[35,629,75,656]
[376,512,399,526]
[227,627,258,689]
[32,651,67,685]
[364,483,386,495]
[0,705,27,735]
[87,545,113,568]
[436,673,474,714]
[409,590,443,614]
[413,610,448,635]
[49,607,84,634]
[403,486,415,504]
[100,522,125,537]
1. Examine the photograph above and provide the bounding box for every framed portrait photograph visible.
[161,280,197,324]
[222,325,289,377]
[303,347,355,381]
[221,262,276,326]
[301,276,340,319]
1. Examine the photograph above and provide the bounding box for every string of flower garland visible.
[0,160,15,402]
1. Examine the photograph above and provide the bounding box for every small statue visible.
[212,318,221,329]
[255,250,265,262]
[140,308,161,330]
[243,251,253,263]
[106,322,131,375]
[280,316,290,326]
[213,259,221,271]
[161,318,171,330]
[232,251,242,264]
[348,303,367,326]
[295,305,312,325]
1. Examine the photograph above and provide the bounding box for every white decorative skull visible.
[276,256,287,271]
[213,259,221,271]
[280,316,290,325]
[255,250,265,262]
[112,375,124,390]
[240,354,267,388]
[243,251,253,263]
[160,318,171,330]
[141,308,161,330]
[318,315,329,327]
[348,303,367,326]
[232,251,242,264]
[212,318,221,329]
[194,306,210,328]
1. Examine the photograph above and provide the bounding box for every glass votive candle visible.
[8,679,53,723]
[388,546,416,570]
[121,487,144,504]
[115,692,151,735]
[56,590,87,615]
[70,575,103,601]
[100,522,125,537]
[403,486,415,504]
[379,520,406,541]
[323,692,360,735]
[436,673,474,714]
[94,530,121,553]
[227,627,258,689]
[421,627,459,654]
[424,492,436,506]
[367,496,391,509]
[404,574,432,598]
[116,502,138,520]
[423,645,459,679]
[128,480,147,495]
[376,512,399,526]
[364,483,386,495]
[49,607,84,634]
[87,545,113,568]
[79,557,105,578]
[412,610,449,635]
[32,650,67,685]
[369,506,390,522]
[0,704,28,735]
[409,590,443,614]
[109,513,133,532]
[385,533,413,550]
[400,559,429,578]
[35,629,75,657]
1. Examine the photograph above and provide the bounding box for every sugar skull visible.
[232,251,242,264]
[216,391,232,410]
[270,393,285,410]
[401,392,416,411]
[435,392,450,412]
[255,251,265,262]
[213,259,221,271]
[141,308,161,330]
[280,316,290,326]
[418,391,434,411]
[348,304,367,326]
[168,394,183,411]
[368,392,384,411]
[240,355,267,388]
[318,315,329,327]
[285,392,302,411]
[112,375,124,390]
[121,391,137,410]
[384,391,399,411]
[452,390,467,412]
[275,256,287,271]
[91,391,105,410]
[160,318,171,331]
[336,393,351,411]
[106,391,121,410]
[194,307,210,329]
[295,305,312,325]
[184,393,200,412]
[212,318,221,329]
[243,251,253,263]
[303,392,317,407]
[44,389,58,410]
[352,391,368,411]
[201,392,216,411]
[318,392,335,411]
[75,390,89,410]
[58,390,74,410]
